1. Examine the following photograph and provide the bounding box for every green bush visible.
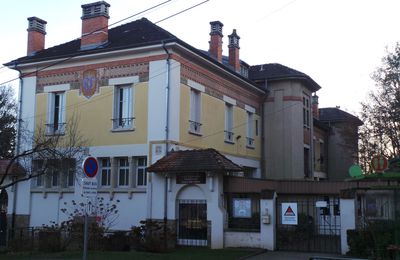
[347,220,396,259]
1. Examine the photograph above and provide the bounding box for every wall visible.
[224,231,261,248]
[264,80,310,179]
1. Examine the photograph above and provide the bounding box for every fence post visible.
[339,189,356,255]
[260,189,276,250]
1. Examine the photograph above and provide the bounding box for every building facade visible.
[4,1,362,250]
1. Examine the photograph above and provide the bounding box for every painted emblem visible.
[81,70,98,99]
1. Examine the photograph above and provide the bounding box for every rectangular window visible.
[255,119,259,136]
[51,171,59,187]
[46,92,66,135]
[303,95,310,128]
[136,157,147,187]
[113,85,134,130]
[246,112,254,148]
[224,103,234,143]
[33,160,44,187]
[189,89,202,134]
[100,158,111,187]
[319,141,325,171]
[118,158,129,187]
[304,147,310,178]
[67,167,75,187]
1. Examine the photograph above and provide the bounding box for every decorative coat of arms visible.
[81,70,98,99]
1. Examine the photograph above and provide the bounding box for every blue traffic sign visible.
[82,157,98,178]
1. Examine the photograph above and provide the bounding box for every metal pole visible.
[83,205,88,260]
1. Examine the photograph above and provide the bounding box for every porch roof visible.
[0,160,25,177]
[147,148,243,173]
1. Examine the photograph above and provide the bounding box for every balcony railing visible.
[189,120,202,135]
[224,130,234,143]
[246,137,255,148]
[111,117,135,130]
[45,123,66,135]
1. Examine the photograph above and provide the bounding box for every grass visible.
[0,247,259,260]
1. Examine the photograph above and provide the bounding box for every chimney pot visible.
[27,17,47,55]
[80,1,110,50]
[209,21,223,62]
[228,29,240,72]
[312,94,319,119]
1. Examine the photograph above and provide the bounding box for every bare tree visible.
[0,113,89,190]
[359,43,400,171]
[0,85,17,159]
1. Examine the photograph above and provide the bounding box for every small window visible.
[100,158,111,187]
[51,171,59,187]
[246,112,255,148]
[33,160,44,187]
[113,85,134,130]
[224,103,234,143]
[118,158,129,187]
[46,92,66,135]
[136,157,147,187]
[303,95,310,128]
[67,168,75,187]
[189,89,202,134]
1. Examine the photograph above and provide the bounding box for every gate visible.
[276,196,341,253]
[177,199,207,246]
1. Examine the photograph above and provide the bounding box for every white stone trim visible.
[187,79,205,92]
[244,105,255,113]
[223,95,236,106]
[109,76,139,85]
[43,84,70,93]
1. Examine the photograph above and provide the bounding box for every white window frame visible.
[46,92,66,135]
[136,157,147,187]
[189,89,202,135]
[118,158,129,187]
[113,84,134,130]
[246,111,255,148]
[224,103,234,143]
[100,158,111,187]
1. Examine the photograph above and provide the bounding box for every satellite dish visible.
[349,164,363,178]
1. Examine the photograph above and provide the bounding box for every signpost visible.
[81,157,98,260]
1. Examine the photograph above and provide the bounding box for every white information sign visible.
[281,202,298,225]
[81,178,98,198]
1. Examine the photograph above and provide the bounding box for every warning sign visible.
[281,202,298,225]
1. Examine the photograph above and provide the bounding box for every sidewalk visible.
[245,251,350,260]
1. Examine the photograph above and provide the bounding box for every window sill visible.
[111,127,135,133]
[246,145,255,149]
[188,130,202,136]
[45,132,65,136]
[224,139,235,144]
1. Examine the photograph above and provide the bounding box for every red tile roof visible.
[0,160,25,176]
[147,148,243,173]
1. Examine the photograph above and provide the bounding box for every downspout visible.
[12,63,23,234]
[162,42,171,249]
[260,80,268,178]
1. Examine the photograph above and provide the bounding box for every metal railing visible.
[224,130,234,143]
[188,120,202,134]
[111,117,135,130]
[45,123,66,135]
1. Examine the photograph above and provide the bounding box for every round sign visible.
[82,156,99,178]
[370,155,388,173]
[348,164,363,178]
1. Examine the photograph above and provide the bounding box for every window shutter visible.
[47,93,54,124]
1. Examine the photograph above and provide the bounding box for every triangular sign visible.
[284,206,296,216]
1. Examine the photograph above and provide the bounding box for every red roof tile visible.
[147,148,243,173]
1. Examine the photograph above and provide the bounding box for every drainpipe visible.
[260,81,268,178]
[12,63,23,234]
[162,42,171,250]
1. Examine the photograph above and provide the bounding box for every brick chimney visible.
[312,94,319,119]
[209,21,223,62]
[81,1,110,50]
[228,29,240,72]
[27,17,47,55]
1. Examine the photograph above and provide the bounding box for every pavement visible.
[244,251,363,260]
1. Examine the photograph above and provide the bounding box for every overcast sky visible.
[1,0,399,115]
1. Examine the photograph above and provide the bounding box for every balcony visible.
[224,130,234,144]
[111,117,135,131]
[45,123,66,135]
[188,120,202,135]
